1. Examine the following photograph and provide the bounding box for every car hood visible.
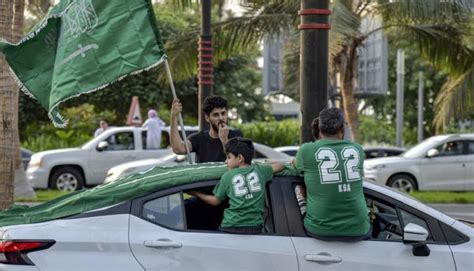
[33,148,81,157]
[112,159,162,170]
[364,156,417,166]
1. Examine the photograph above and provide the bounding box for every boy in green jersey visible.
[193,137,284,234]
[295,108,371,241]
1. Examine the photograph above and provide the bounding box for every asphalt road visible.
[429,204,474,221]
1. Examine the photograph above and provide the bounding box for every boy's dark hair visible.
[225,137,254,165]
[319,108,345,135]
[203,95,227,115]
[311,117,320,140]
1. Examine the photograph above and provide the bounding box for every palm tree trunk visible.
[339,44,360,142]
[0,0,15,210]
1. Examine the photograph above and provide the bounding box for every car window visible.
[467,141,474,154]
[365,150,380,159]
[399,209,431,238]
[367,197,433,242]
[386,150,402,157]
[284,150,298,157]
[103,132,134,151]
[139,182,274,234]
[436,141,463,156]
[254,151,266,159]
[142,192,185,230]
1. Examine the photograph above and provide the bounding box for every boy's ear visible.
[237,154,244,163]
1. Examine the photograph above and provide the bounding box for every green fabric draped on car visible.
[0,163,298,227]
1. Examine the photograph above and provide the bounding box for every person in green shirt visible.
[295,108,371,241]
[193,137,284,234]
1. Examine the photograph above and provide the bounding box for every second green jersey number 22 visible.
[232,172,261,199]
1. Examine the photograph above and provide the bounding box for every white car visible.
[364,134,474,192]
[105,142,292,183]
[275,145,405,159]
[27,126,198,191]
[1,164,473,270]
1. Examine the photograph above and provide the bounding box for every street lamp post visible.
[299,0,330,143]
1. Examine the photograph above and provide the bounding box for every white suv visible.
[364,134,474,192]
[27,126,198,191]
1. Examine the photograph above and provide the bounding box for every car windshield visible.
[402,136,448,158]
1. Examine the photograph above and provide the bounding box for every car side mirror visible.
[403,223,430,257]
[426,149,439,158]
[97,141,109,152]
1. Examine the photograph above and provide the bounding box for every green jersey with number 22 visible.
[295,139,370,237]
[213,163,273,228]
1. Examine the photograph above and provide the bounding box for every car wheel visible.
[387,174,417,193]
[50,167,84,192]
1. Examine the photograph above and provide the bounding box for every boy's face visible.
[225,153,241,169]
[205,107,227,132]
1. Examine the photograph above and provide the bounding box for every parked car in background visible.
[1,164,472,270]
[105,142,292,183]
[21,147,33,170]
[274,146,299,157]
[365,134,474,193]
[364,146,406,159]
[275,145,405,159]
[27,126,198,192]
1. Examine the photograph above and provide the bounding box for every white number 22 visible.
[232,172,261,197]
[315,146,361,183]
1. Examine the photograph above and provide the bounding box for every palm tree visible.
[0,0,16,210]
[163,0,473,139]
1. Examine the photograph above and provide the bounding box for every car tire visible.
[50,166,84,192]
[387,174,417,193]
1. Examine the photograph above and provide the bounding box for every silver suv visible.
[364,134,474,192]
[27,126,198,191]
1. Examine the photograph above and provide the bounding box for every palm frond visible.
[212,1,299,54]
[161,28,200,82]
[377,0,472,25]
[433,67,474,131]
[386,24,473,76]
[329,0,361,58]
[162,0,199,9]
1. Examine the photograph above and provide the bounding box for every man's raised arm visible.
[169,99,193,154]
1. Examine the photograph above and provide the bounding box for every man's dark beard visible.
[210,123,219,132]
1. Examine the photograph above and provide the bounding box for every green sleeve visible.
[294,144,305,173]
[261,164,274,182]
[213,173,229,200]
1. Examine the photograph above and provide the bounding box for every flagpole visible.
[164,59,194,164]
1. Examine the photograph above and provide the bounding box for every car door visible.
[129,181,298,271]
[89,131,139,182]
[464,140,474,190]
[278,180,456,271]
[419,140,466,190]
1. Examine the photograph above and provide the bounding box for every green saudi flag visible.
[0,0,166,127]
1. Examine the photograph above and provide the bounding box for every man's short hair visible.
[225,137,254,164]
[319,108,345,136]
[311,117,320,140]
[203,95,227,115]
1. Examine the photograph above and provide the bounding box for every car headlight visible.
[28,155,43,169]
[364,164,386,171]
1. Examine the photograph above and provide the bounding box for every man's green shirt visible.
[213,163,273,228]
[295,139,370,237]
